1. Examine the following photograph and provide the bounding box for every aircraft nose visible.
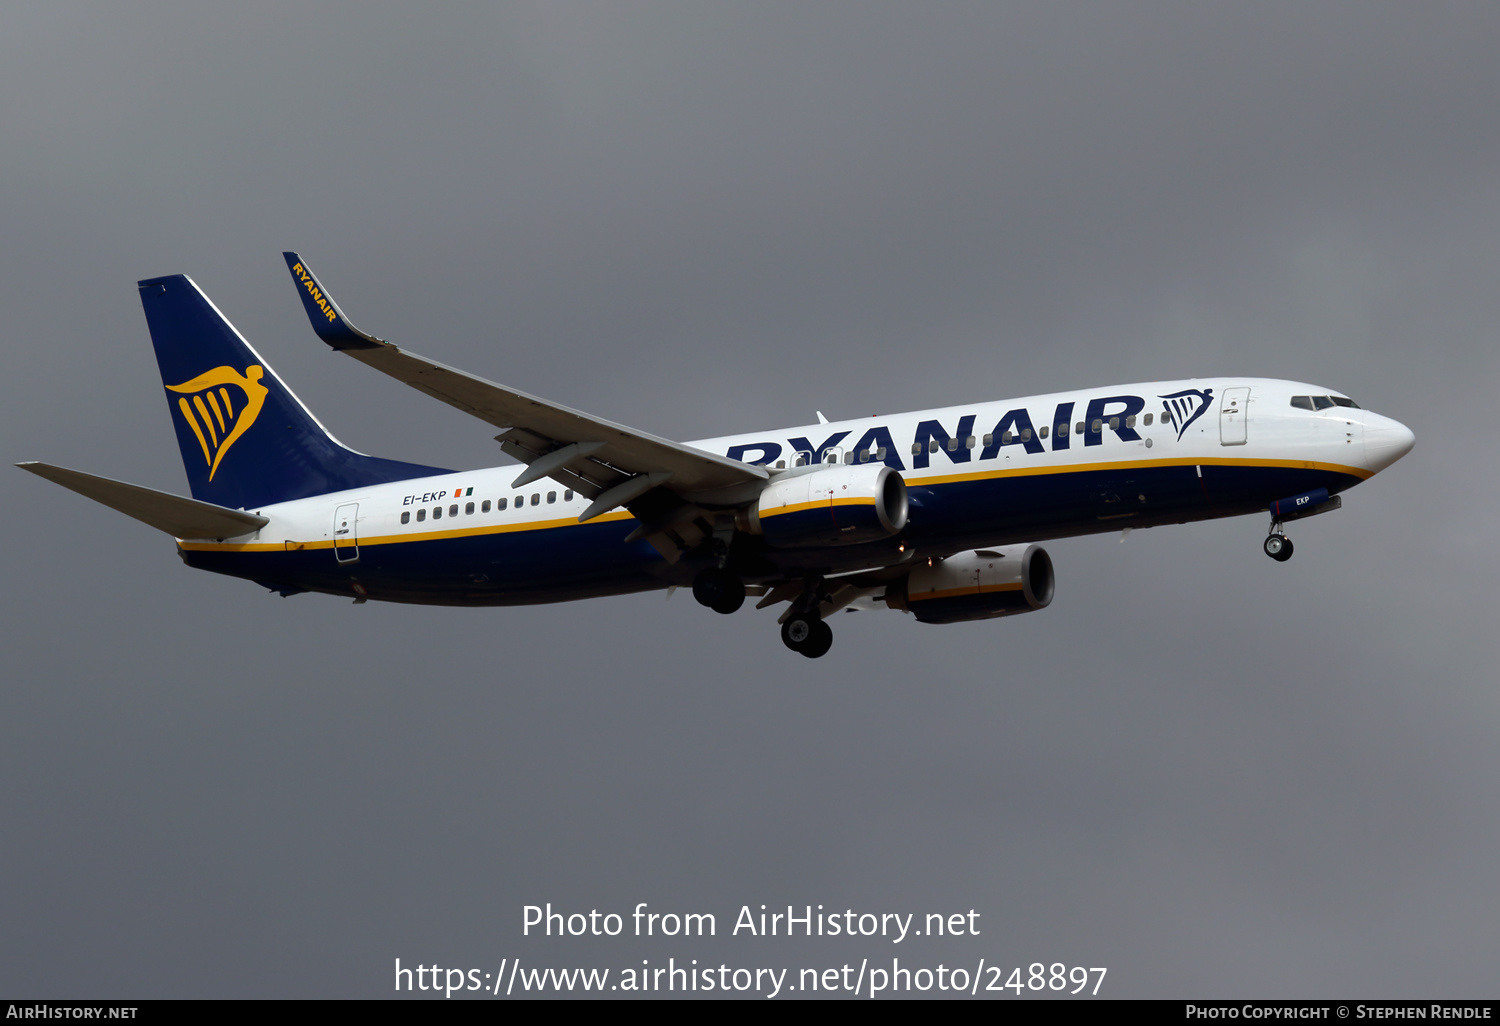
[1363,415,1415,473]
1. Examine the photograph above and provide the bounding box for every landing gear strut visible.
[692,566,745,614]
[1263,524,1294,562]
[781,613,833,658]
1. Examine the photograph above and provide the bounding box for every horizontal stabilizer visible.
[16,462,269,540]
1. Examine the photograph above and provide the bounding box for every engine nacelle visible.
[740,464,908,548]
[887,544,1054,624]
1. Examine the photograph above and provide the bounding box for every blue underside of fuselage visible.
[182,462,1363,605]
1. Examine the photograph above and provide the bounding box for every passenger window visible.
[1039,425,1049,439]
[844,451,854,464]
[515,494,524,506]
[929,440,939,453]
[401,511,410,524]
[910,443,922,455]
[432,507,442,520]
[564,490,573,501]
[481,500,491,513]
[1143,413,1153,426]
[859,449,870,463]
[1056,423,1068,437]
[776,460,786,469]
[1090,419,1101,433]
[877,447,887,459]
[982,433,993,447]
[965,435,976,449]
[1002,430,1013,444]
[465,501,475,515]
[1021,427,1032,441]
[1076,421,1085,434]
[531,493,540,505]
[946,437,958,451]
[1312,396,1335,410]
[547,491,556,504]
[416,509,426,522]
[449,504,458,517]
[497,497,507,510]
[1109,417,1119,430]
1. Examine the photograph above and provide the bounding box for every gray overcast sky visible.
[2,2,1497,999]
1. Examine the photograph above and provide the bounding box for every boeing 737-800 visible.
[18,253,1415,657]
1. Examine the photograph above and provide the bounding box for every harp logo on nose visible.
[1158,388,1214,441]
[167,365,270,480]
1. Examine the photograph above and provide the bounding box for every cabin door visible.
[333,503,360,563]
[1220,387,1249,446]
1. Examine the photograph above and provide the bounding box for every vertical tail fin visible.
[138,275,449,511]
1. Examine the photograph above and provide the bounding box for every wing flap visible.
[17,462,269,540]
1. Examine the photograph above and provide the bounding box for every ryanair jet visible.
[18,254,1415,657]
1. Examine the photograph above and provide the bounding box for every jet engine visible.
[738,464,908,548]
[886,544,1054,624]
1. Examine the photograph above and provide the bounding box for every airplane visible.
[17,253,1416,658]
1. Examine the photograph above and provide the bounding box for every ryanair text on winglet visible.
[291,262,338,323]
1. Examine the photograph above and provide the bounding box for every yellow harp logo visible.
[167,365,269,481]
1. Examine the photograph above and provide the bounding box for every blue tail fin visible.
[138,274,450,511]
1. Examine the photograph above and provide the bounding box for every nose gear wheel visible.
[1264,523,1294,562]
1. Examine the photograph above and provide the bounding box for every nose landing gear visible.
[1263,525,1294,562]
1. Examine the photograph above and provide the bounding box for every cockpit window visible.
[1291,394,1360,411]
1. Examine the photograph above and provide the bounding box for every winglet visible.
[282,252,386,350]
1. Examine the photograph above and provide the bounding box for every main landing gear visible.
[692,566,745,614]
[1263,524,1294,562]
[781,613,833,659]
[693,565,834,658]
[780,574,834,658]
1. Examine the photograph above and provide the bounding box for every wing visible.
[282,253,767,533]
[17,462,269,540]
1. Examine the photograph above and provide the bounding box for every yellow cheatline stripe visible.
[178,508,636,551]
[760,496,877,519]
[914,454,1371,487]
[177,397,211,465]
[909,582,1024,602]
